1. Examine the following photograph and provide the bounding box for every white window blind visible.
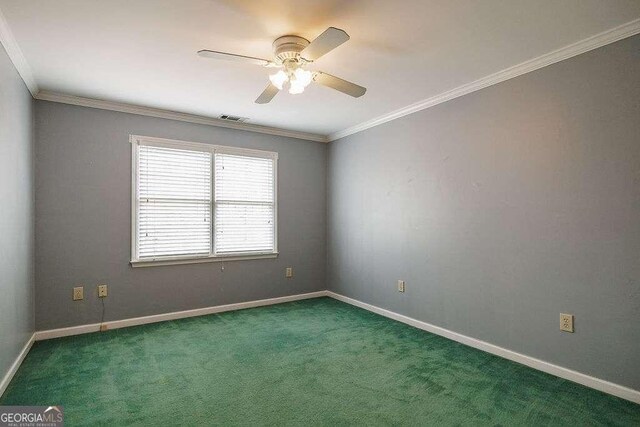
[137,145,212,259]
[132,136,277,265]
[215,153,275,254]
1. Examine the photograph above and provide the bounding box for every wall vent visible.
[219,114,249,123]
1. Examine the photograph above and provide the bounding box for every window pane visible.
[139,146,211,200]
[138,200,211,258]
[215,153,273,202]
[215,203,274,253]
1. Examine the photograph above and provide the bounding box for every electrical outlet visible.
[397,280,405,293]
[98,284,108,298]
[73,286,84,301]
[560,313,574,332]
[285,267,293,278]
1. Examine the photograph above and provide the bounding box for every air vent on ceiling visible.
[219,114,249,123]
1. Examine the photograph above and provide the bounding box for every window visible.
[131,135,277,266]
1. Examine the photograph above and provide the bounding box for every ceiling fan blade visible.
[314,72,366,98]
[301,27,350,61]
[197,50,273,67]
[255,84,279,104]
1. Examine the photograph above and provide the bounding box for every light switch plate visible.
[397,280,405,293]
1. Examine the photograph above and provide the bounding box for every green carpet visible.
[1,297,638,426]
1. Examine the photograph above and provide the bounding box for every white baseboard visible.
[0,333,35,398]
[34,291,328,341]
[14,290,639,405]
[326,291,640,405]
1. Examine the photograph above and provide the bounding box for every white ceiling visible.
[1,0,639,137]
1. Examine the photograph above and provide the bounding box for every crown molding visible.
[328,18,640,142]
[2,0,637,144]
[35,91,328,143]
[0,7,38,96]
[0,3,325,142]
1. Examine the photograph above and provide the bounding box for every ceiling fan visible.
[198,27,366,104]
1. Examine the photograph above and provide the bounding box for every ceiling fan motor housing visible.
[272,35,310,64]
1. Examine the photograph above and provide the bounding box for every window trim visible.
[130,134,278,267]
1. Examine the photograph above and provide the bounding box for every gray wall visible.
[35,102,326,329]
[0,45,35,381]
[327,35,640,389]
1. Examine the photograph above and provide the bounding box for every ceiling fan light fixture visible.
[269,70,288,90]
[288,68,313,94]
[293,68,313,87]
[288,81,305,94]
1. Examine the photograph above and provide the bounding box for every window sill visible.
[130,252,278,268]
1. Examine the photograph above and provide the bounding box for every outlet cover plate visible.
[73,286,84,301]
[98,284,108,298]
[397,280,405,293]
[560,313,574,332]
